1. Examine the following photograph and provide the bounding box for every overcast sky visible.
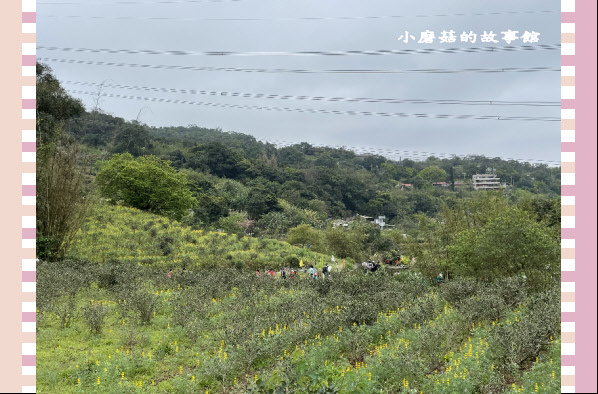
[38,0,561,164]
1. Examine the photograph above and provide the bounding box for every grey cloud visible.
[38,0,561,163]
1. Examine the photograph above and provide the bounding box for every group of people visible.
[361,261,381,272]
[256,267,298,280]
[256,263,332,280]
[307,263,331,279]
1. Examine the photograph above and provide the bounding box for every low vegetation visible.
[37,261,560,393]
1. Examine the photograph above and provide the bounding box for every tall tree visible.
[36,62,84,146]
[95,154,197,220]
[112,121,151,156]
[449,207,559,291]
[417,166,448,184]
[36,62,90,260]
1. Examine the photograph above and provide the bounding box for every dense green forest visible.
[58,82,560,237]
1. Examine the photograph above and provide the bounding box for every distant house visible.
[431,181,466,188]
[353,214,394,230]
[472,174,502,190]
[399,183,413,189]
[373,216,395,230]
[331,220,350,229]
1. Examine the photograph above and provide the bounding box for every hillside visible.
[68,203,335,270]
[65,109,561,227]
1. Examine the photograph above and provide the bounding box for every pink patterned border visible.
[560,3,576,392]
[12,0,597,392]
[21,0,36,392]
[563,0,598,392]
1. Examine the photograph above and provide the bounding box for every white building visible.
[472,174,501,190]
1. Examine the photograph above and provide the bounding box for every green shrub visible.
[82,302,108,334]
[54,295,77,329]
[488,276,528,307]
[399,294,441,328]
[128,289,157,324]
[458,294,506,324]
[438,278,480,304]
[489,286,560,368]
[284,255,300,267]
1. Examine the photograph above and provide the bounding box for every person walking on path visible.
[281,267,287,279]
[168,268,173,279]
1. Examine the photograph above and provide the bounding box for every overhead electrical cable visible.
[39,57,561,75]
[261,139,561,165]
[40,0,246,4]
[37,44,562,57]
[38,9,559,19]
[62,80,561,107]
[66,89,561,122]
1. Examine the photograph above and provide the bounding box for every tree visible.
[405,192,515,282]
[193,193,228,226]
[95,154,197,220]
[517,195,560,235]
[112,121,151,156]
[36,62,90,260]
[245,186,279,219]
[37,142,93,261]
[364,191,398,220]
[217,179,249,211]
[417,166,447,184]
[287,224,321,248]
[277,145,306,166]
[187,142,248,179]
[216,211,252,235]
[449,207,559,291]
[256,211,293,238]
[323,225,366,262]
[36,62,84,145]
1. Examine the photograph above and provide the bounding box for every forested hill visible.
[61,106,561,237]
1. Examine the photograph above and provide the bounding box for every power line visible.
[66,89,561,122]
[39,9,559,19]
[40,0,245,4]
[37,44,562,57]
[39,57,561,75]
[261,139,561,166]
[264,139,561,165]
[265,139,459,160]
[62,80,561,107]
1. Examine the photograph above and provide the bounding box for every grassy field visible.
[67,203,339,272]
[37,271,560,393]
[37,205,561,393]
